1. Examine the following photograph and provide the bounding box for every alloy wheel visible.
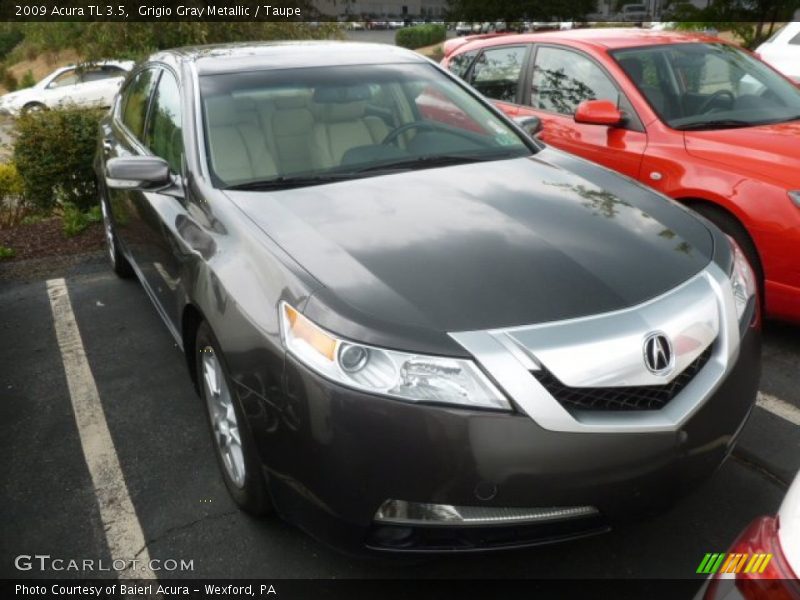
[201,347,246,488]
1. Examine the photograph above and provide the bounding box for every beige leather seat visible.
[257,93,321,175]
[205,96,277,183]
[311,89,389,167]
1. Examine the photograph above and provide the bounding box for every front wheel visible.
[21,102,47,114]
[195,322,273,516]
[691,203,764,307]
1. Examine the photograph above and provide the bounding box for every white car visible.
[0,60,133,116]
[620,3,649,21]
[756,22,800,83]
[697,470,800,598]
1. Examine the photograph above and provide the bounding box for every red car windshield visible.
[611,42,800,130]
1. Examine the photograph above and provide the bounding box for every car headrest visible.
[312,84,371,104]
[205,96,240,127]
[618,58,644,84]
[272,91,311,110]
[314,100,368,123]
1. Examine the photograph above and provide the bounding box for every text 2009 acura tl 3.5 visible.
[95,42,760,554]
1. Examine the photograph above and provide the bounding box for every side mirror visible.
[106,156,172,192]
[513,115,543,138]
[574,100,623,126]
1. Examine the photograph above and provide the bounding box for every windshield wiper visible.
[225,174,353,191]
[350,152,521,174]
[676,119,754,131]
[225,152,525,190]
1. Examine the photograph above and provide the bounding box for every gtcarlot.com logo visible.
[696,552,773,575]
[14,555,194,572]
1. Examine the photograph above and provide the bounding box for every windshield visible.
[199,63,533,189]
[612,43,800,130]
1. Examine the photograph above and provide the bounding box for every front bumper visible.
[255,323,759,554]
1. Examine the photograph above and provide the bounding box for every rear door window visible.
[448,50,478,79]
[470,46,527,103]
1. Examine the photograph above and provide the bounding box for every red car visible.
[442,29,800,323]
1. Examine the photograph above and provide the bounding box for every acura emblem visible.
[643,332,674,375]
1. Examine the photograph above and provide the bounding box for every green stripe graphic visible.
[697,553,726,574]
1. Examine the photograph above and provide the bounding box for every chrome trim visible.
[374,500,599,528]
[450,264,740,433]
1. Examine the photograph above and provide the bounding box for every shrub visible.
[395,24,447,50]
[0,24,24,61]
[19,69,35,89]
[61,202,102,237]
[1,69,18,92]
[13,107,104,212]
[0,245,15,259]
[0,162,28,229]
[61,202,90,237]
[0,163,24,199]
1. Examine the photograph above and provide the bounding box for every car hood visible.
[227,149,712,334]
[684,119,800,188]
[0,89,31,105]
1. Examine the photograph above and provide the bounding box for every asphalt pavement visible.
[1,258,797,587]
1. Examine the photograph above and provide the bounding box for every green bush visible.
[13,107,104,212]
[0,163,24,200]
[19,69,35,89]
[61,202,89,237]
[61,202,102,237]
[395,24,447,49]
[0,24,24,61]
[0,245,15,259]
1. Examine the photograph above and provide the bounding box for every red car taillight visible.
[705,517,800,600]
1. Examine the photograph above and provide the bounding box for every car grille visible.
[532,344,714,412]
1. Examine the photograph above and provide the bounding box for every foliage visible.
[1,67,18,92]
[60,202,102,237]
[0,245,14,259]
[19,69,35,89]
[20,21,343,61]
[396,24,447,50]
[13,107,104,213]
[0,162,28,229]
[446,0,597,21]
[0,23,24,61]
[62,202,102,236]
[667,0,800,49]
[0,163,24,200]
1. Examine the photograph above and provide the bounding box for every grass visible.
[0,244,14,259]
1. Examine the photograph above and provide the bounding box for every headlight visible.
[789,191,800,209]
[728,236,757,322]
[279,302,510,410]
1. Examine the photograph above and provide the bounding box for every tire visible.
[690,203,764,305]
[21,102,47,114]
[99,197,134,278]
[195,321,273,516]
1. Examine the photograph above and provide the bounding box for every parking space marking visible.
[757,391,800,427]
[46,278,155,580]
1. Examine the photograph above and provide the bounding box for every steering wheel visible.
[381,120,479,146]
[697,89,735,114]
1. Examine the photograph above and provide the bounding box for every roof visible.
[454,28,722,54]
[150,41,427,75]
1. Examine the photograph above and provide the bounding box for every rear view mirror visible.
[106,156,172,192]
[513,115,543,138]
[574,100,624,126]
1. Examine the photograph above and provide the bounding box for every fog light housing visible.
[374,500,598,527]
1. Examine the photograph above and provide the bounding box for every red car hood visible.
[684,119,800,188]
